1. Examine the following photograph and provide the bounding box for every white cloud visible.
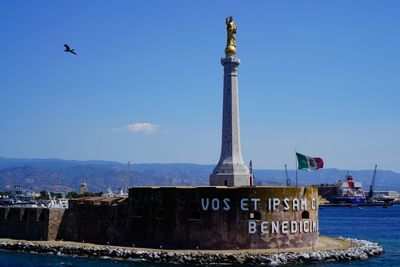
[113,122,158,134]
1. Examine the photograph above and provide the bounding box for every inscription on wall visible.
[201,196,318,235]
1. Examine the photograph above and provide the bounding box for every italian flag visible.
[296,152,324,171]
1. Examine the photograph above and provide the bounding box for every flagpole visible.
[295,150,298,187]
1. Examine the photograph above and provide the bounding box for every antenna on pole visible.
[249,160,253,186]
[285,164,291,186]
[295,150,298,187]
[125,161,131,195]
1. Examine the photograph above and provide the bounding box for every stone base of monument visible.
[129,186,319,249]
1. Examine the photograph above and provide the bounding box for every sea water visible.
[0,205,399,266]
[309,204,400,267]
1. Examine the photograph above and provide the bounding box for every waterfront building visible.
[80,181,88,194]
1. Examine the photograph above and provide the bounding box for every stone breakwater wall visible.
[0,237,383,265]
[0,207,64,241]
[62,197,129,244]
[0,197,128,244]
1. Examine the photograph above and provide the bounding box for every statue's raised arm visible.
[225,16,237,56]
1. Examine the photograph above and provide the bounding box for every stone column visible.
[210,56,250,186]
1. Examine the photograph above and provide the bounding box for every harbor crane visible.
[367,165,377,200]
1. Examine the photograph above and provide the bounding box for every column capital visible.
[221,56,240,66]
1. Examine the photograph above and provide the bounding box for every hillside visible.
[0,157,399,192]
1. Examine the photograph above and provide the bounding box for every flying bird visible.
[64,44,77,55]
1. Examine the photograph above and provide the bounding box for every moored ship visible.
[327,175,367,204]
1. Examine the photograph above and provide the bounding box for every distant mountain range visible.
[0,157,399,193]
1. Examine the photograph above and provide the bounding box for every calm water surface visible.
[0,205,399,266]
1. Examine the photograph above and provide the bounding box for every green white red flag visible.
[296,152,324,171]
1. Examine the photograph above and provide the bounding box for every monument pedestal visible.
[210,56,250,186]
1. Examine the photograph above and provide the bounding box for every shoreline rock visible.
[0,237,383,265]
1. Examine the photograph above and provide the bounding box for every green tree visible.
[65,191,104,199]
[66,191,79,199]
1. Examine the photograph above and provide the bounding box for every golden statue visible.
[225,16,237,56]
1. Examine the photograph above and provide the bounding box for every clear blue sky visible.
[1,1,399,172]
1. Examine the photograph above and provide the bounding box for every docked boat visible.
[0,185,68,209]
[1,184,39,207]
[327,175,367,204]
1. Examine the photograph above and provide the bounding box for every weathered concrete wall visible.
[0,198,129,244]
[62,197,129,245]
[0,207,64,240]
[129,186,319,249]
